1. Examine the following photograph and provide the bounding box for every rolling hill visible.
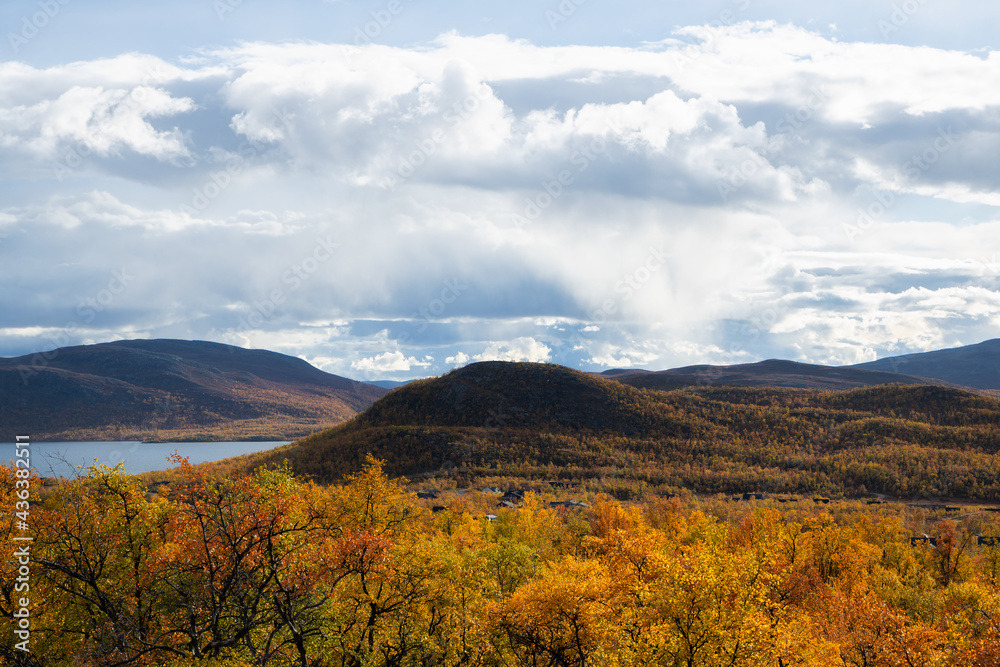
[0,339,386,442]
[601,359,957,392]
[601,339,1000,393]
[262,361,1000,501]
[850,338,1000,390]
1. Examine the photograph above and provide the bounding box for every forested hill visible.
[602,358,961,392]
[601,339,1000,393]
[0,339,386,442]
[851,338,1000,390]
[267,361,1000,500]
[353,361,679,434]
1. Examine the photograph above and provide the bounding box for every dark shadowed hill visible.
[260,361,1000,501]
[850,339,1000,390]
[353,361,681,434]
[602,359,960,391]
[0,339,386,442]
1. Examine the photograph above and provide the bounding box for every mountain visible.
[365,380,413,390]
[602,359,960,392]
[601,339,1000,393]
[261,361,1000,500]
[850,339,1000,391]
[0,339,387,442]
[262,361,690,483]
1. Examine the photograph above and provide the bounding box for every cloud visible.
[0,85,195,165]
[190,29,1000,212]
[472,337,552,363]
[351,351,432,375]
[2,27,999,376]
[445,351,470,365]
[2,27,996,206]
[662,22,1000,121]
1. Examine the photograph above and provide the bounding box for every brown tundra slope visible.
[0,339,386,442]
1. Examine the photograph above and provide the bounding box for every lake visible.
[0,440,291,476]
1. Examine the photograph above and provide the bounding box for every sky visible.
[1,0,999,380]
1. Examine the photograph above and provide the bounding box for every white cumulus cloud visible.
[352,351,432,375]
[472,337,552,363]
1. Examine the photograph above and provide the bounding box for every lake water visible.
[0,441,291,476]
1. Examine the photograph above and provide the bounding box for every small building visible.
[909,536,938,547]
[549,500,591,509]
[501,490,525,504]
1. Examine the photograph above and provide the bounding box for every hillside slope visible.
[264,362,1000,500]
[603,359,956,391]
[0,339,386,442]
[851,338,1000,390]
[354,361,682,434]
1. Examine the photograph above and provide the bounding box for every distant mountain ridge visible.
[5,337,997,446]
[0,339,386,442]
[850,338,1000,390]
[602,359,962,392]
[365,380,413,390]
[601,339,1000,392]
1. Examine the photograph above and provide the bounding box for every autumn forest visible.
[6,361,1000,665]
[4,454,1000,666]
